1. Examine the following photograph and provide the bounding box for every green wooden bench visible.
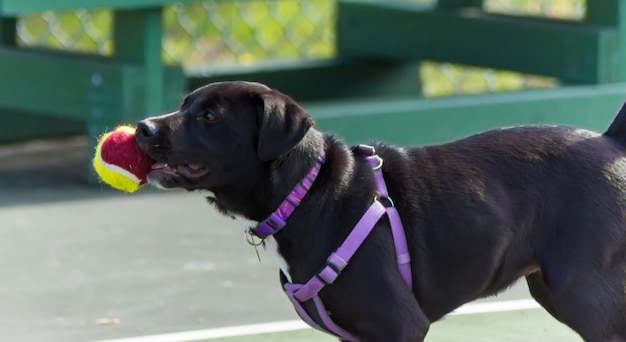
[1,0,626,161]
[307,0,626,145]
[0,0,198,146]
[0,0,425,147]
[338,0,626,84]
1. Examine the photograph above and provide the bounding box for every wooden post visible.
[0,16,17,46]
[113,7,165,114]
[586,1,626,82]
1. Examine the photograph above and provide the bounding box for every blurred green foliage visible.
[16,0,584,97]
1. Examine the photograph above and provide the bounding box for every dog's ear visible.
[257,92,315,161]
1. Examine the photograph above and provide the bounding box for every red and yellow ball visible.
[92,125,154,193]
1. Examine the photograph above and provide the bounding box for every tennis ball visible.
[92,125,154,193]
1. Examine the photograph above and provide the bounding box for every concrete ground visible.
[0,137,579,342]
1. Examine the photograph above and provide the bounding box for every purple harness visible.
[250,145,412,341]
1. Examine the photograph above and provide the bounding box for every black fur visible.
[136,81,626,341]
[604,99,626,143]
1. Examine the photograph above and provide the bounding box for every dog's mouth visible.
[150,162,210,179]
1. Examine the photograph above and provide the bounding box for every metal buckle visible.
[316,261,341,285]
[353,144,376,156]
[374,195,395,208]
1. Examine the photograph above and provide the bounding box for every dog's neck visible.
[268,135,360,282]
[208,129,364,282]
[206,128,329,221]
[265,128,328,215]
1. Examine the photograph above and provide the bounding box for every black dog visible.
[135,81,626,341]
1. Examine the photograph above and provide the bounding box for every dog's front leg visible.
[349,319,429,342]
[359,314,429,342]
[342,292,430,342]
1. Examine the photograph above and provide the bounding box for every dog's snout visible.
[136,120,159,141]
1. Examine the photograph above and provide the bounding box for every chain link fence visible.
[16,0,585,98]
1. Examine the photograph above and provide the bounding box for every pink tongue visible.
[185,164,205,171]
[151,163,176,171]
[151,163,204,173]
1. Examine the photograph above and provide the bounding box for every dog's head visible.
[135,81,315,192]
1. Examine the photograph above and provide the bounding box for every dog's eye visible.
[203,111,220,122]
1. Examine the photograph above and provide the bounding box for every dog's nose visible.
[136,120,159,142]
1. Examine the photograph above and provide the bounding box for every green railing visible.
[1,0,625,166]
[14,0,583,97]
[17,1,335,66]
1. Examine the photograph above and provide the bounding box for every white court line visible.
[93,299,541,342]
[92,320,309,342]
[450,298,539,315]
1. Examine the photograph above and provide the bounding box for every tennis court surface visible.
[0,138,580,342]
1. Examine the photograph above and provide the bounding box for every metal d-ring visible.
[371,155,383,170]
[245,230,264,247]
[245,230,264,262]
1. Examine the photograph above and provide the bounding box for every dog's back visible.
[371,104,626,340]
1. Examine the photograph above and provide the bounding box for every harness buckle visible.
[374,195,395,208]
[352,144,376,156]
[316,260,343,285]
[352,144,383,170]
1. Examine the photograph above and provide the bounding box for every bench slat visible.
[0,0,199,15]
[308,83,626,145]
[189,58,422,102]
[0,47,184,121]
[338,1,619,84]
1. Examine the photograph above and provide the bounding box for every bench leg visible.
[586,1,626,82]
[0,16,17,46]
[113,7,166,114]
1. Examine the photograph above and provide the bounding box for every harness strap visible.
[292,201,387,302]
[282,145,413,341]
[285,283,357,340]
[360,145,412,288]
[365,154,389,198]
[387,206,412,288]
[252,153,325,238]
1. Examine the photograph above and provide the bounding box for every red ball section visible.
[99,126,154,184]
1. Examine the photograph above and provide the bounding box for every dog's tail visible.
[604,99,626,143]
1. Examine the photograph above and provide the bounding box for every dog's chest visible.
[264,235,292,283]
[232,215,293,283]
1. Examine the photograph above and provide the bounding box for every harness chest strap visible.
[288,200,387,302]
[250,145,412,341]
[285,200,412,340]
[285,201,387,341]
